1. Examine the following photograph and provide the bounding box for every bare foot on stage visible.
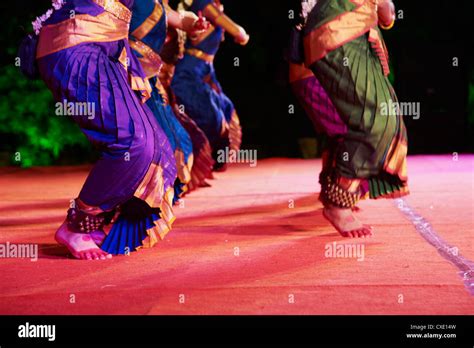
[323,205,373,238]
[55,221,112,260]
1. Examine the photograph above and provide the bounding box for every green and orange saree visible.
[300,0,409,205]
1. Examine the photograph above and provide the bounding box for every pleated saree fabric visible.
[37,0,177,254]
[129,0,194,197]
[302,0,409,199]
[171,0,242,161]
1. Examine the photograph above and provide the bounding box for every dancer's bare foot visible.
[90,230,107,246]
[55,221,112,260]
[323,205,373,238]
[318,196,360,211]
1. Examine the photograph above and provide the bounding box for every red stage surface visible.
[0,155,473,314]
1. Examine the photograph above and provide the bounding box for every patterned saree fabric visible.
[37,0,178,254]
[294,0,408,200]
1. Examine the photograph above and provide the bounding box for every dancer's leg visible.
[294,0,408,237]
[39,46,176,258]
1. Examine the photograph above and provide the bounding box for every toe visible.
[77,252,87,260]
[98,251,111,260]
[98,250,111,258]
[363,227,373,236]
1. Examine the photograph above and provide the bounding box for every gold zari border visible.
[304,0,378,66]
[130,0,165,40]
[36,12,129,58]
[186,48,214,63]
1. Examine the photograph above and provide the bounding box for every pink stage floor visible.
[0,155,473,314]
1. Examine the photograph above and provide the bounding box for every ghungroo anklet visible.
[66,202,115,234]
[321,177,361,209]
[66,208,106,234]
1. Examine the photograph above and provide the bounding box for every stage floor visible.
[0,155,473,314]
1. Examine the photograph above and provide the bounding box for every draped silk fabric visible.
[36,0,178,254]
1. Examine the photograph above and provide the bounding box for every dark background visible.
[0,0,473,167]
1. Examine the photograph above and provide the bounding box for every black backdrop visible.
[211,0,474,156]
